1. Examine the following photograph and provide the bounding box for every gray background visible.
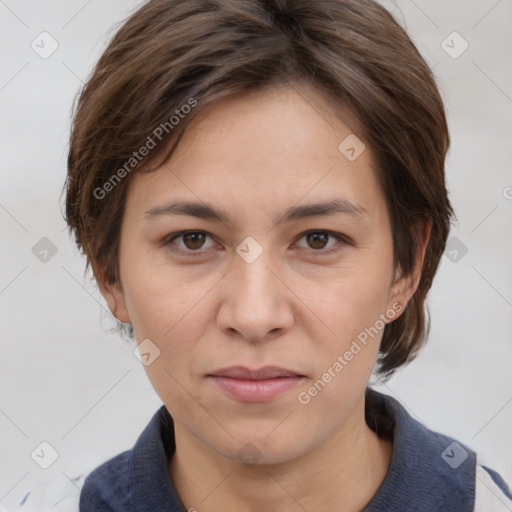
[1,0,511,508]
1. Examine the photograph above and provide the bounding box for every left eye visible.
[295,231,345,252]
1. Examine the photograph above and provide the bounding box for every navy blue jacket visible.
[79,388,512,511]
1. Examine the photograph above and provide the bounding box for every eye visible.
[162,229,350,257]
[163,231,216,254]
[294,230,349,254]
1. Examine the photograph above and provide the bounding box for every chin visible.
[209,428,307,468]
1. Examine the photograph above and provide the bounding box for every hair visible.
[64,0,454,378]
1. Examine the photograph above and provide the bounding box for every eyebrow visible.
[144,197,367,225]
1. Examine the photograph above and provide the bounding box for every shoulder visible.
[382,394,512,510]
[79,450,133,512]
[79,405,182,512]
[365,388,509,511]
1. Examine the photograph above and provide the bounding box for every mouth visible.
[207,366,306,402]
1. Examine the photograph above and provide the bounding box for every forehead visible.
[172,81,369,166]
[124,82,386,225]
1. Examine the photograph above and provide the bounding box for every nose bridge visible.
[217,240,293,341]
[233,241,280,305]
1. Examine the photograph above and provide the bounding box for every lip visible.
[209,365,304,380]
[207,366,306,402]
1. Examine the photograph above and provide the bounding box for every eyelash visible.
[161,230,351,257]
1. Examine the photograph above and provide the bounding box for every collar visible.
[84,388,477,511]
[363,388,476,511]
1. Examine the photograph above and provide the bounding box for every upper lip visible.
[208,366,305,380]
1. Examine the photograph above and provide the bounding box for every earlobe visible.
[91,262,132,323]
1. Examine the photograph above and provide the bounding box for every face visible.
[101,82,421,465]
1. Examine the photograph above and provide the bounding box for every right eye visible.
[162,231,218,254]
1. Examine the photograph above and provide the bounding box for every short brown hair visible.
[64,0,454,377]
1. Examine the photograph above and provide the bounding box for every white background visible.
[1,0,511,509]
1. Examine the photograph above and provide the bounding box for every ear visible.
[387,219,432,315]
[91,261,131,323]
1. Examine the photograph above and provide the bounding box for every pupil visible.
[184,233,205,250]
[308,232,328,249]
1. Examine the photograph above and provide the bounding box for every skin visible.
[97,81,430,512]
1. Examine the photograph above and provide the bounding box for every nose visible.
[216,249,294,343]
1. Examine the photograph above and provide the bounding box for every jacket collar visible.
[125,388,477,511]
[363,388,476,511]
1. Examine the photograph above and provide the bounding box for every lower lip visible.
[208,376,304,402]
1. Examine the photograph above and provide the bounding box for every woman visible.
[63,0,512,510]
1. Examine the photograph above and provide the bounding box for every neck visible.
[169,395,392,512]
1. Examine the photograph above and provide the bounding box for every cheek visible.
[127,275,212,351]
[306,253,393,345]
[125,270,214,410]
[294,269,391,426]
[294,262,394,411]
[123,238,394,353]
[119,237,207,334]
[122,258,220,394]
